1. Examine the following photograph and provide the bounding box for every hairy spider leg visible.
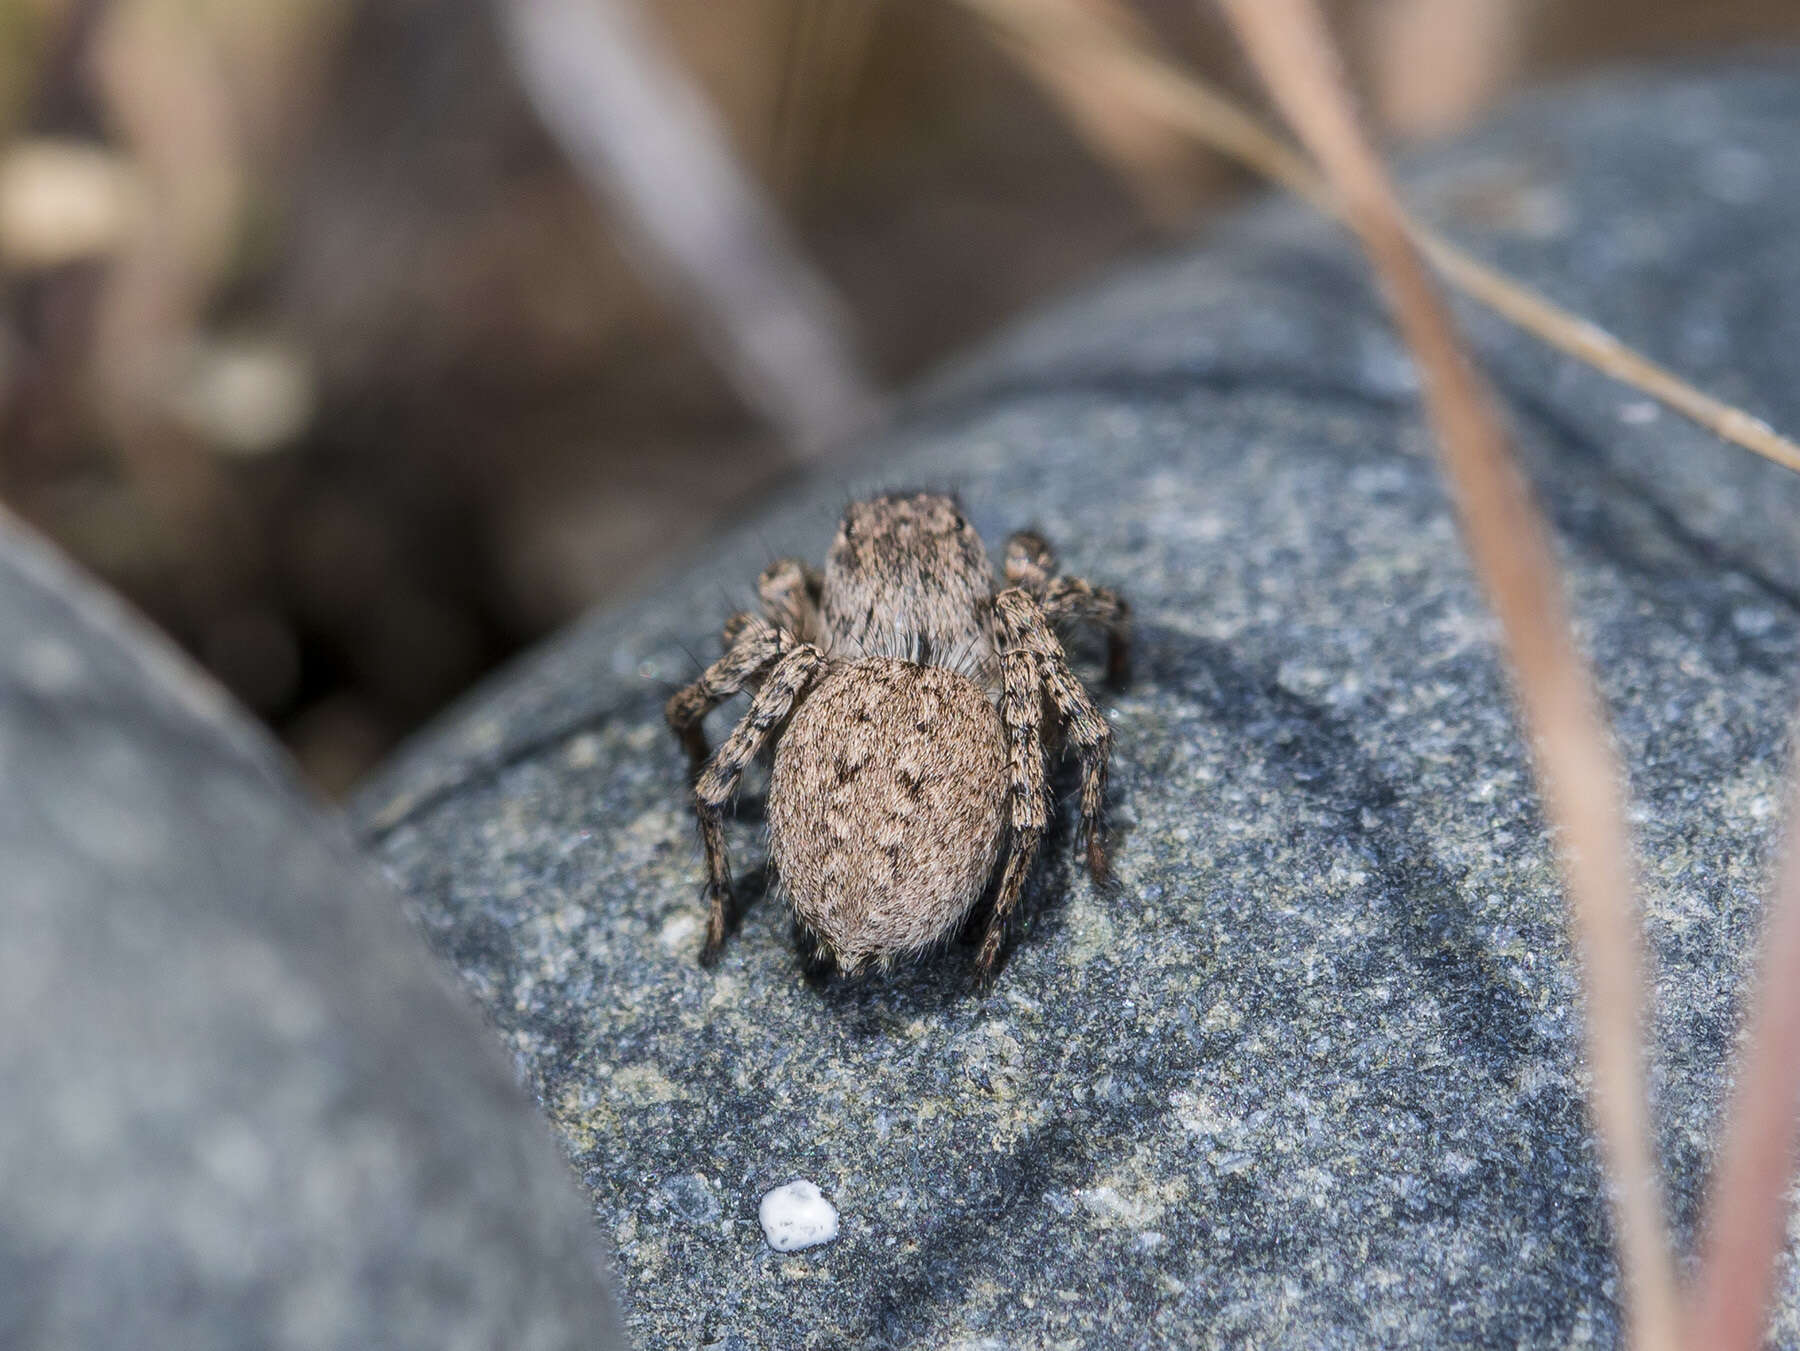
[978,644,1050,978]
[691,643,828,963]
[665,615,786,774]
[720,611,757,647]
[1005,530,1131,687]
[996,587,1114,884]
[758,557,824,641]
[1045,578,1131,687]
[1038,650,1115,882]
[1002,529,1056,592]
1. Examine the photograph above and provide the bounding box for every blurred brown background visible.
[1,0,1795,795]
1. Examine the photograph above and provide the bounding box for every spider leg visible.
[997,588,1115,884]
[1045,576,1131,687]
[759,558,824,642]
[665,616,782,774]
[978,645,1050,979]
[1003,530,1056,594]
[1006,532,1130,685]
[720,610,757,647]
[1038,649,1115,883]
[692,643,827,963]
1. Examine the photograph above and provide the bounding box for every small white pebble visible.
[1618,400,1659,426]
[758,1180,839,1252]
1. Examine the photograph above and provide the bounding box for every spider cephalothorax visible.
[665,491,1127,978]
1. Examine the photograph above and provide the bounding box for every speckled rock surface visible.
[358,61,1800,1348]
[0,519,624,1350]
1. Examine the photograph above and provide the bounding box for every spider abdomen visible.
[769,657,1007,971]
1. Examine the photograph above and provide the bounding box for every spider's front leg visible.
[1004,531,1131,686]
[978,646,1050,979]
[996,587,1115,884]
[1048,578,1131,688]
[665,616,784,775]
[758,557,823,641]
[1039,651,1115,882]
[692,643,827,962]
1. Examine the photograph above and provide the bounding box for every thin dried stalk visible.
[1359,0,1526,139]
[1691,747,1800,1350]
[1420,242,1800,473]
[952,0,1800,475]
[496,0,880,456]
[1211,2,1682,1347]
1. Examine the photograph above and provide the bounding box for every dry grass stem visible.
[1418,243,1800,474]
[1691,740,1800,1350]
[1211,1,1682,1346]
[1359,0,1525,139]
[496,0,880,456]
[952,0,1800,475]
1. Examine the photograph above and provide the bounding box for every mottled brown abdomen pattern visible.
[769,657,1007,970]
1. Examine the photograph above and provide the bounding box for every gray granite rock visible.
[357,60,1800,1348]
[0,518,624,1350]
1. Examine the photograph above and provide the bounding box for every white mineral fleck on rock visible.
[657,911,703,953]
[758,1180,839,1252]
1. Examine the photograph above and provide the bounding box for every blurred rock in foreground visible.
[357,60,1800,1349]
[0,515,623,1350]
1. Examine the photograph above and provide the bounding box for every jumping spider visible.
[665,491,1128,979]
